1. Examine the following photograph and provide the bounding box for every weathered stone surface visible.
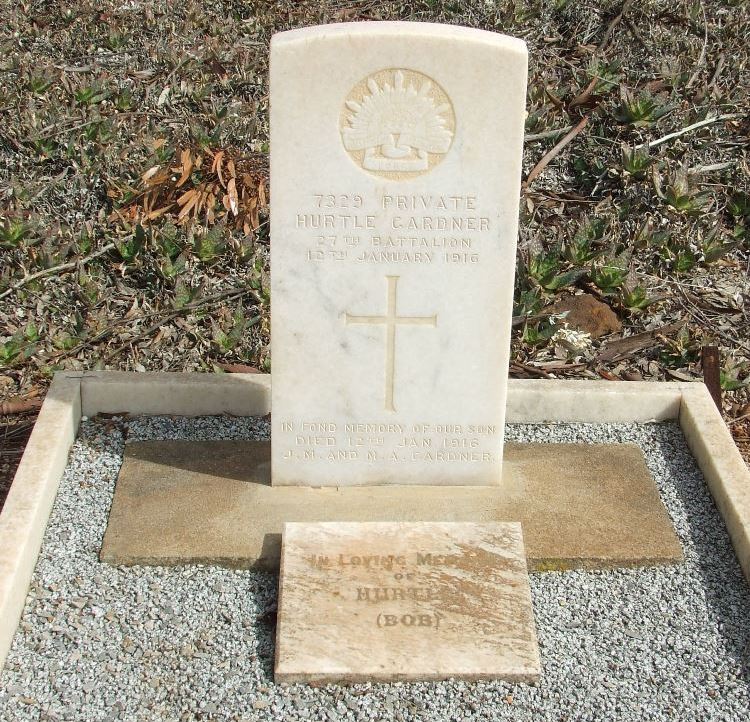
[270,23,527,486]
[549,293,622,338]
[100,440,683,571]
[274,521,540,683]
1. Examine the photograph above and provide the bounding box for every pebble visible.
[0,416,749,720]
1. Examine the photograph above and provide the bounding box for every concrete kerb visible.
[0,373,81,672]
[0,372,747,673]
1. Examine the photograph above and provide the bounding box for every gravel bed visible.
[1,417,749,722]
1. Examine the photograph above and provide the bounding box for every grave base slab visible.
[99,438,682,571]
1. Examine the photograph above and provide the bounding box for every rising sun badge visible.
[340,68,455,179]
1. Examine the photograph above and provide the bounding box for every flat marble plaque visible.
[270,23,528,486]
[274,521,540,684]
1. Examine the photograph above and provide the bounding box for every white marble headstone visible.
[270,22,527,486]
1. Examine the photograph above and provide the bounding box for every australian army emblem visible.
[340,68,455,179]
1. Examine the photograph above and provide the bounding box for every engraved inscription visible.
[344,276,437,412]
[340,69,455,180]
[278,419,500,464]
[304,549,459,631]
[297,191,490,266]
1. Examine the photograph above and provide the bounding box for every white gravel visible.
[1,416,749,721]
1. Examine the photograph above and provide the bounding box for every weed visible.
[614,90,674,126]
[107,31,127,51]
[77,269,101,305]
[564,218,605,265]
[701,226,739,264]
[620,146,652,180]
[528,250,560,286]
[591,262,629,295]
[28,73,53,95]
[74,84,111,106]
[115,225,147,262]
[156,224,182,261]
[522,320,557,347]
[720,359,748,391]
[158,253,187,280]
[620,285,654,312]
[172,279,202,309]
[0,321,43,368]
[211,306,259,354]
[52,332,79,351]
[513,287,544,320]
[527,249,583,291]
[729,191,750,242]
[0,218,31,248]
[657,168,712,215]
[660,327,701,368]
[657,237,699,274]
[113,89,134,112]
[78,226,93,255]
[583,58,622,98]
[31,138,57,159]
[729,192,750,223]
[193,225,225,263]
[0,340,22,368]
[23,322,40,344]
[29,242,66,271]
[524,110,544,133]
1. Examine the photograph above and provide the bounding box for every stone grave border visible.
[1,371,748,671]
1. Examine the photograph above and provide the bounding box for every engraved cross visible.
[345,275,437,412]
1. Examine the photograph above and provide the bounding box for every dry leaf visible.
[146,205,173,221]
[227,178,239,216]
[177,191,200,220]
[142,166,161,184]
[176,188,197,206]
[177,149,193,187]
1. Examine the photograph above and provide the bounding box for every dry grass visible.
[0,1,749,491]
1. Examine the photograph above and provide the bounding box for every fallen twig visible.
[103,287,260,364]
[525,126,573,143]
[596,321,684,363]
[524,116,589,188]
[623,16,651,53]
[687,161,734,174]
[52,285,264,362]
[729,411,750,427]
[598,0,633,55]
[511,312,553,327]
[597,368,619,381]
[0,243,116,302]
[708,53,726,90]
[29,118,107,142]
[635,114,739,150]
[685,1,708,89]
[569,0,633,109]
[510,362,552,379]
[533,361,588,372]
